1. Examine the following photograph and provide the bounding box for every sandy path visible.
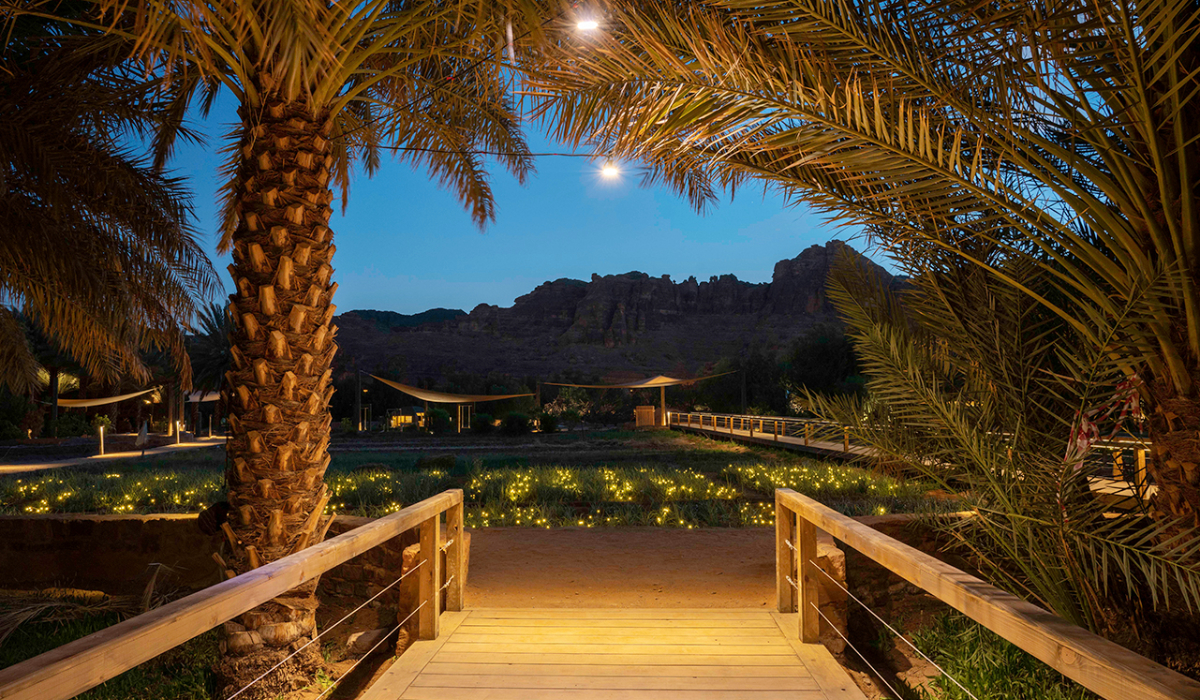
[464,527,776,608]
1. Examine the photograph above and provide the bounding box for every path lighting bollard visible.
[1136,449,1148,500]
[175,420,182,445]
[98,425,105,456]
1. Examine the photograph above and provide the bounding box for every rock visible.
[331,241,897,379]
[347,627,390,654]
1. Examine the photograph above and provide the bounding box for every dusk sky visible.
[171,91,867,315]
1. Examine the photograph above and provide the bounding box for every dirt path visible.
[465,527,777,608]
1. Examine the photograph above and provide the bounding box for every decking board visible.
[361,609,867,700]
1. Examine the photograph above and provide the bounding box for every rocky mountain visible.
[333,240,892,380]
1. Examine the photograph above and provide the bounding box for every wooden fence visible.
[775,488,1200,700]
[0,489,465,700]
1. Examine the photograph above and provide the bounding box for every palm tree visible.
[6,0,547,689]
[187,301,233,433]
[530,0,1200,526]
[1,17,216,398]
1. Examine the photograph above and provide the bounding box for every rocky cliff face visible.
[334,241,891,378]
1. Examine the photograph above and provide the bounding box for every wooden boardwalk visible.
[673,421,1158,502]
[362,608,866,700]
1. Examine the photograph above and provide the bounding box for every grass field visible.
[0,430,953,526]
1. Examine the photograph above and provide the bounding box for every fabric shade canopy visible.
[57,388,156,408]
[371,375,533,404]
[543,371,735,389]
[186,391,220,403]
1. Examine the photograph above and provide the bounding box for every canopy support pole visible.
[660,386,666,427]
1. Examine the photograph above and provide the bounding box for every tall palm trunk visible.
[217,87,339,696]
[1148,382,1200,527]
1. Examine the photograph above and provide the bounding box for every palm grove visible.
[2,0,1198,694]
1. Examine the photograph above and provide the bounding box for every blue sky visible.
[171,91,862,315]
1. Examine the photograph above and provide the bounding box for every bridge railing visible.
[669,410,1154,495]
[775,488,1199,700]
[0,489,466,700]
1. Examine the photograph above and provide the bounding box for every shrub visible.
[0,422,22,440]
[537,412,558,433]
[500,412,531,436]
[560,409,582,430]
[340,417,354,433]
[90,415,113,431]
[55,413,92,437]
[470,413,494,434]
[426,408,452,435]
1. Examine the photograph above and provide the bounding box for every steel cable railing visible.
[226,558,429,699]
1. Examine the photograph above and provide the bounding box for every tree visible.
[187,301,233,432]
[1,16,215,397]
[530,0,1200,526]
[7,0,549,691]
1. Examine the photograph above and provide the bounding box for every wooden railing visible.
[0,489,465,700]
[774,488,1200,700]
[670,411,1155,495]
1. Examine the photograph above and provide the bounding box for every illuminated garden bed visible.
[0,440,952,526]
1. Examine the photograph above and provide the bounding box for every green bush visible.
[427,408,452,435]
[537,412,558,433]
[560,409,582,430]
[0,422,22,440]
[55,413,92,437]
[470,413,494,434]
[500,412,530,436]
[340,417,354,433]
[91,415,113,431]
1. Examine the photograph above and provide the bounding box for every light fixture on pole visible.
[576,19,599,30]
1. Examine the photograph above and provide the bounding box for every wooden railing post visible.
[749,419,754,438]
[805,423,811,446]
[775,498,796,614]
[445,491,465,612]
[843,426,850,452]
[797,514,820,643]
[774,420,779,442]
[418,514,441,640]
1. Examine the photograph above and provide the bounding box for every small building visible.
[387,406,426,429]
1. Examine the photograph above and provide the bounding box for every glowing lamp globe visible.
[577,19,599,30]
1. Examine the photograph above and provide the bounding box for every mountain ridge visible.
[332,240,891,380]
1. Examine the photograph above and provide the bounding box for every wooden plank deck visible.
[362,609,866,700]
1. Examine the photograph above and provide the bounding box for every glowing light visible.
[601,164,620,178]
[577,19,599,30]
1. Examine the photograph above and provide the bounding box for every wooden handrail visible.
[0,489,465,700]
[774,489,1200,700]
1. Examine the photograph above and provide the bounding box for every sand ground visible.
[464,527,777,608]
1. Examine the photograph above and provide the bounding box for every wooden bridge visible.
[668,411,1159,506]
[360,608,861,700]
[1,489,1196,700]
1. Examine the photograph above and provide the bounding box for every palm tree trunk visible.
[1148,382,1200,528]
[216,91,338,697]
